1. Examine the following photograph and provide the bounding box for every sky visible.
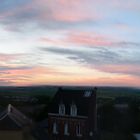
[0,0,140,87]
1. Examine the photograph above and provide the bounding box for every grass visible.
[0,86,140,99]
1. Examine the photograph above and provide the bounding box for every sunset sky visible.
[0,0,140,87]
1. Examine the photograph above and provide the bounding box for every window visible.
[84,91,92,97]
[89,131,93,137]
[76,124,82,136]
[64,123,69,135]
[59,103,65,115]
[70,103,77,116]
[53,122,58,134]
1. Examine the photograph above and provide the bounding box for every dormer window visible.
[84,91,92,97]
[59,103,65,115]
[70,103,77,116]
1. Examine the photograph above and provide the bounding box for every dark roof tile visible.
[0,104,32,130]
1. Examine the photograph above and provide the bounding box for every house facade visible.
[48,87,97,140]
[0,104,34,140]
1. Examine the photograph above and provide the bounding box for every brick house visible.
[48,87,97,140]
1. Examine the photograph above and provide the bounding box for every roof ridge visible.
[7,104,32,122]
[0,112,8,121]
[0,104,32,125]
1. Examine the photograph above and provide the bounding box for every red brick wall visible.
[48,115,88,140]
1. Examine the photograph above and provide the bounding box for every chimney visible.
[8,104,12,114]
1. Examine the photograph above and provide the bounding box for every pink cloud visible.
[0,66,60,86]
[39,37,66,46]
[39,32,114,47]
[1,0,139,31]
[89,76,140,87]
[8,66,54,75]
[34,0,100,23]
[51,1,98,22]
[31,74,140,88]
[67,32,114,46]
[94,64,140,76]
[0,53,24,62]
[1,64,140,87]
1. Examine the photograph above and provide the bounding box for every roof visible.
[0,106,5,113]
[48,87,97,117]
[0,104,32,130]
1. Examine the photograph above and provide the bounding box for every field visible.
[0,86,140,98]
[0,86,57,97]
[97,87,140,98]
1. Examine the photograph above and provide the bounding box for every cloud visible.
[0,0,139,32]
[39,46,140,78]
[0,53,36,69]
[0,53,24,61]
[108,0,140,11]
[41,45,140,65]
[0,79,14,86]
[0,0,139,87]
[0,64,61,86]
[94,64,140,77]
[39,46,118,65]
[66,32,140,47]
[66,32,114,47]
[0,66,33,71]
[0,0,100,31]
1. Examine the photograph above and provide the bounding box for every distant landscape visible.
[1,86,140,140]
[0,86,140,98]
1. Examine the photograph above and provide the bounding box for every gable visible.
[48,87,96,117]
[0,115,21,130]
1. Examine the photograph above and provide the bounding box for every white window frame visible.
[53,122,58,134]
[70,104,77,116]
[76,124,82,137]
[59,103,65,115]
[84,91,92,97]
[64,123,69,135]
